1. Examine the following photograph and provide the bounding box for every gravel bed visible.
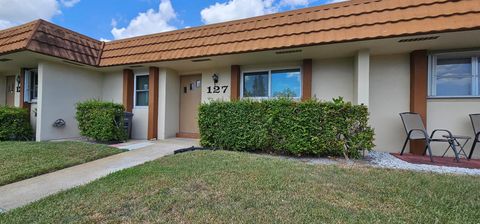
[263,151,480,175]
[367,151,480,176]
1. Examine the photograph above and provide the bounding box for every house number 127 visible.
[207,86,228,94]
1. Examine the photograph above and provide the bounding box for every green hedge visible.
[199,98,375,159]
[0,107,33,141]
[76,100,127,142]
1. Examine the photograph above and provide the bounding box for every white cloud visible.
[60,0,80,8]
[111,0,177,40]
[0,0,61,29]
[279,0,309,7]
[201,0,276,25]
[100,38,111,42]
[326,0,348,3]
[200,0,315,24]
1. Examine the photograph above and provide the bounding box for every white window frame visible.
[429,52,480,98]
[134,74,149,108]
[23,68,38,103]
[240,67,302,99]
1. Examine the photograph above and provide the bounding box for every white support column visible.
[354,49,370,106]
[36,62,44,141]
[157,68,180,140]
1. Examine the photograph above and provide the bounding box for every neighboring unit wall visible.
[428,99,480,159]
[36,61,103,141]
[102,71,150,139]
[369,54,410,153]
[102,72,153,138]
[102,72,123,103]
[312,57,354,102]
[158,68,180,139]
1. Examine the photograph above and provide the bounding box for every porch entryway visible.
[5,76,15,106]
[177,74,202,138]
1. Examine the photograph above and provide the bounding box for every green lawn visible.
[0,141,125,186]
[1,151,479,223]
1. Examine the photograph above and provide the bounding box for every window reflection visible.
[135,75,149,106]
[435,58,472,96]
[271,69,301,97]
[243,71,269,97]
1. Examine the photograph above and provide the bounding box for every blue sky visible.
[0,0,344,41]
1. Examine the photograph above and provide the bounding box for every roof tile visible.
[100,0,480,66]
[2,0,480,67]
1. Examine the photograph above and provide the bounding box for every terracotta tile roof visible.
[0,21,38,56]
[99,0,480,66]
[1,0,480,67]
[0,20,103,66]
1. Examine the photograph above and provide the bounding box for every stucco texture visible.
[158,68,180,139]
[37,61,103,141]
[428,99,480,159]
[369,54,411,153]
[312,58,353,102]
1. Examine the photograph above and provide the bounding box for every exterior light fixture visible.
[212,73,219,84]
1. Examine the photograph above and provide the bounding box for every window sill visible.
[133,106,149,109]
[428,96,480,100]
[240,97,302,101]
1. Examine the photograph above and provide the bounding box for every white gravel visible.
[266,151,480,176]
[367,151,480,176]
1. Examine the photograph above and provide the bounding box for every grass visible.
[0,141,125,186]
[1,151,479,223]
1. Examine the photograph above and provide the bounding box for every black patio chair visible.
[468,114,480,160]
[400,112,460,162]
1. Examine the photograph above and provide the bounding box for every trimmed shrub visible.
[76,100,127,142]
[199,98,375,159]
[0,106,33,141]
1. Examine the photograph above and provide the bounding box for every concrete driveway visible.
[0,138,199,212]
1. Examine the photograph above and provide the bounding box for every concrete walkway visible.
[0,138,199,212]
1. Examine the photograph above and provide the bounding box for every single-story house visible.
[0,0,480,158]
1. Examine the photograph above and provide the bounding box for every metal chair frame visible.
[400,112,460,162]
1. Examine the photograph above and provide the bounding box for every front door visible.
[179,74,202,137]
[5,76,15,106]
[178,75,202,138]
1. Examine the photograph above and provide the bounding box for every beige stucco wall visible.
[369,54,411,153]
[312,57,354,102]
[198,67,231,103]
[36,61,103,141]
[354,50,370,106]
[102,72,123,104]
[158,68,180,139]
[428,99,480,159]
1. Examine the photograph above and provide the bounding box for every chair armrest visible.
[431,129,454,139]
[408,129,429,140]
